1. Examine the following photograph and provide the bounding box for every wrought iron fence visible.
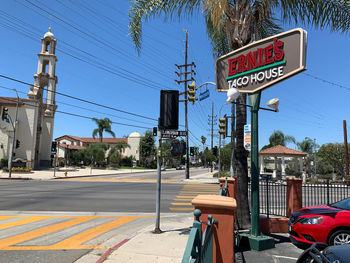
[302,180,349,207]
[248,178,350,218]
[248,177,287,217]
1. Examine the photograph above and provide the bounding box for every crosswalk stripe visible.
[171,203,192,206]
[49,216,139,250]
[0,216,51,230]
[0,216,96,249]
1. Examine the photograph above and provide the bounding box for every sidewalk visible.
[0,167,156,180]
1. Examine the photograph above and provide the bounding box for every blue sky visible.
[0,0,349,150]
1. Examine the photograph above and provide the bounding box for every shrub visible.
[3,167,32,173]
[0,158,8,168]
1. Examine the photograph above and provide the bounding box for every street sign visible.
[199,90,210,101]
[215,28,307,93]
[244,124,251,151]
[161,130,186,138]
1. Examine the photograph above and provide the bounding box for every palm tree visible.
[92,118,115,143]
[115,141,130,154]
[129,0,350,229]
[269,130,296,147]
[297,137,316,155]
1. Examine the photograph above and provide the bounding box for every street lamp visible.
[227,89,278,249]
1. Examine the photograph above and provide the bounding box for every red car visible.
[289,197,350,247]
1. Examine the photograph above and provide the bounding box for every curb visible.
[95,232,137,263]
[53,169,156,180]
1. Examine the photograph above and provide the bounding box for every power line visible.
[0,96,151,130]
[0,73,157,121]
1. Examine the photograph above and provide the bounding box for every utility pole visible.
[208,102,217,150]
[230,103,236,177]
[175,30,195,180]
[343,120,349,178]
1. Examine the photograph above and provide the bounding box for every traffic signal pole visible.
[8,90,19,178]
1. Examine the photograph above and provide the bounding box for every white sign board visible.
[244,124,251,151]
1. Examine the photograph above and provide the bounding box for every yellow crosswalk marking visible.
[171,202,192,206]
[0,215,149,250]
[0,216,96,250]
[169,183,219,211]
[0,216,51,230]
[48,216,139,250]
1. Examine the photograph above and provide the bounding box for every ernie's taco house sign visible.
[215,28,307,93]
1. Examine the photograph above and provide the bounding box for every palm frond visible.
[129,0,202,53]
[279,0,350,33]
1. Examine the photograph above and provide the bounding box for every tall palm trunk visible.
[235,93,250,229]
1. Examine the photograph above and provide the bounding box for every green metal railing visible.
[182,209,217,263]
[219,177,228,196]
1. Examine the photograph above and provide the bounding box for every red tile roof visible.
[80,138,128,143]
[55,135,128,144]
[59,144,85,150]
[259,145,307,157]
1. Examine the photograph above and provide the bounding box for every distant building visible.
[0,28,58,168]
[55,132,141,164]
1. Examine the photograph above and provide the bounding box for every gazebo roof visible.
[259,145,307,157]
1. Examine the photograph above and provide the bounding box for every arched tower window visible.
[45,41,50,52]
[42,60,49,73]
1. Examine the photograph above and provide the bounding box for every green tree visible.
[297,137,317,155]
[85,143,108,167]
[317,143,348,177]
[129,0,350,229]
[108,147,122,165]
[92,118,115,143]
[139,130,156,167]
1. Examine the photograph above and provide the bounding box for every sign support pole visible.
[154,129,162,233]
[239,91,274,250]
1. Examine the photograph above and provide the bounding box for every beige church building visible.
[0,28,58,168]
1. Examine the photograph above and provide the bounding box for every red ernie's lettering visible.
[273,38,284,61]
[258,48,264,66]
[246,51,258,71]
[264,44,274,65]
[236,55,247,73]
[228,58,237,76]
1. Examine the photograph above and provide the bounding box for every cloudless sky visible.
[0,0,349,150]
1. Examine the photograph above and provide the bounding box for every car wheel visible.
[329,230,350,246]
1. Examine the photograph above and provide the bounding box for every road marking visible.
[0,215,148,250]
[59,177,183,184]
[272,255,298,260]
[171,202,192,206]
[0,216,51,230]
[48,216,139,250]
[169,184,219,211]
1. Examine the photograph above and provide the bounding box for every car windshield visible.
[329,198,350,210]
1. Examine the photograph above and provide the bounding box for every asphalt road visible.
[0,180,184,212]
[0,168,214,263]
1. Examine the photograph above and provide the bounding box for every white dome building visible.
[125,131,141,161]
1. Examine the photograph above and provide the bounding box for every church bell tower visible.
[28,27,58,167]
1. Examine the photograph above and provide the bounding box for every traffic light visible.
[51,141,57,153]
[213,146,217,157]
[219,115,228,138]
[15,139,20,149]
[153,127,157,136]
[190,147,194,156]
[188,81,196,104]
[1,107,8,121]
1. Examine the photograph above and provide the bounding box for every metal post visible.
[53,154,57,177]
[343,120,349,178]
[230,102,235,177]
[154,129,162,233]
[184,30,190,180]
[266,176,269,219]
[218,133,221,178]
[250,92,261,236]
[8,90,19,178]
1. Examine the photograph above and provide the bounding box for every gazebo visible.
[259,145,307,178]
